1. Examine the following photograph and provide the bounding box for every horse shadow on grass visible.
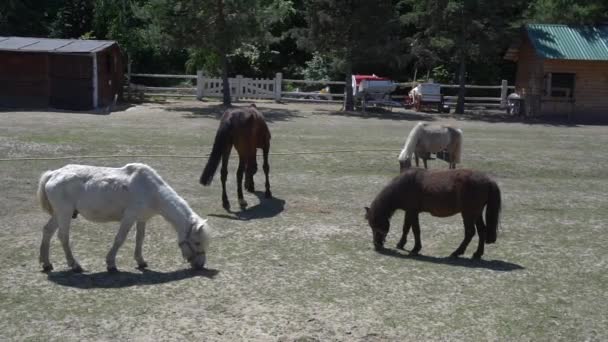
[377,248,524,272]
[172,103,303,123]
[208,191,285,221]
[46,267,219,289]
[330,108,436,121]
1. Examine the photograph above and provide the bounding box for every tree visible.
[527,0,608,24]
[141,0,293,106]
[301,0,401,111]
[49,0,95,38]
[0,0,62,36]
[402,0,525,114]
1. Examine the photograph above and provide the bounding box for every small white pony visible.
[398,122,463,170]
[37,163,211,273]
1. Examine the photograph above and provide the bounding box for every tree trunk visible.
[455,9,466,115]
[217,0,231,106]
[455,49,466,114]
[344,61,354,111]
[344,26,356,111]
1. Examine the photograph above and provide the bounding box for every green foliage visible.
[527,0,608,24]
[299,52,331,80]
[0,0,62,36]
[49,0,95,38]
[301,0,402,109]
[2,0,607,88]
[430,65,452,83]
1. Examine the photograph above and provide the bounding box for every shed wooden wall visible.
[96,45,124,108]
[0,52,49,107]
[514,37,544,95]
[543,59,608,118]
[49,54,93,110]
[515,35,608,119]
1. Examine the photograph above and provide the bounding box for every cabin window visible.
[544,73,575,98]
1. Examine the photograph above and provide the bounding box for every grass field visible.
[1,101,607,341]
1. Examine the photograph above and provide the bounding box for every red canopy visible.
[353,74,389,86]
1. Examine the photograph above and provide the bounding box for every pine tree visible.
[403,0,526,113]
[301,0,401,111]
[142,0,293,106]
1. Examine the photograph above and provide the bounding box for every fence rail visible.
[126,71,512,110]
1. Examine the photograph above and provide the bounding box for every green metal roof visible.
[526,24,608,60]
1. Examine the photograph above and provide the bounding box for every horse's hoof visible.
[107,266,119,273]
[396,243,405,250]
[238,199,248,209]
[472,253,482,260]
[42,264,53,272]
[72,265,83,273]
[449,253,460,259]
[409,250,420,256]
[137,262,148,269]
[265,190,272,199]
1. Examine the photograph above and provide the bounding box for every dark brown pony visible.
[365,168,501,259]
[199,104,272,210]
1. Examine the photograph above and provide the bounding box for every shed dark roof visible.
[0,36,116,53]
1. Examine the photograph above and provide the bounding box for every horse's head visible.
[399,158,412,172]
[179,217,211,269]
[365,206,390,251]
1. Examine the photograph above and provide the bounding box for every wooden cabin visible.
[0,37,123,110]
[505,24,608,120]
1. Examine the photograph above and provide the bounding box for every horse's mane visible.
[127,163,196,220]
[398,122,426,161]
[371,170,418,219]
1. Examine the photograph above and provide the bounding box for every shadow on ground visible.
[0,102,137,115]
[328,108,436,121]
[170,103,304,123]
[208,191,285,220]
[46,267,219,289]
[328,106,608,126]
[378,248,524,272]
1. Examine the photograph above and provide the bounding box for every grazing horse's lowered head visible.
[365,206,390,251]
[178,215,211,269]
[398,122,463,171]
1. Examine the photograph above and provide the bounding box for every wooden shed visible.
[504,24,608,120]
[0,37,123,110]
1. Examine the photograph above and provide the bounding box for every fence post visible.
[236,75,243,100]
[500,79,508,109]
[274,72,282,101]
[196,70,204,100]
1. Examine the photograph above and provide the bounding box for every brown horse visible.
[199,104,272,211]
[365,168,501,259]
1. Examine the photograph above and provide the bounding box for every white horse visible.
[37,163,211,273]
[398,122,463,170]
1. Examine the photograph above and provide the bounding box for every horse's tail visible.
[200,120,232,186]
[452,128,463,164]
[37,170,54,215]
[485,180,501,244]
[398,122,425,161]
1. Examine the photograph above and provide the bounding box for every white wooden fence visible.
[127,71,513,109]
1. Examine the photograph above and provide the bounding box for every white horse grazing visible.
[37,163,211,273]
[398,122,463,170]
